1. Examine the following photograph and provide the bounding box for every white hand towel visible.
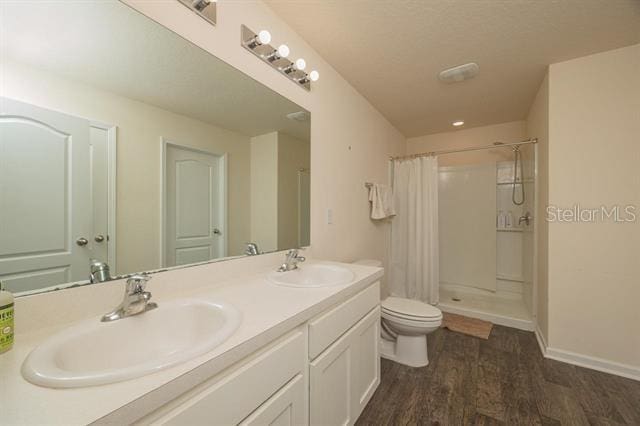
[368,184,396,220]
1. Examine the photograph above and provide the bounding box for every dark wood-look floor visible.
[356,325,640,425]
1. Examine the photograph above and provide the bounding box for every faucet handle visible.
[126,274,151,293]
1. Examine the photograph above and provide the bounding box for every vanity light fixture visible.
[246,29,272,49]
[283,58,306,74]
[297,70,320,85]
[177,0,217,26]
[295,58,306,71]
[241,25,319,91]
[192,0,213,12]
[452,120,465,127]
[266,44,290,62]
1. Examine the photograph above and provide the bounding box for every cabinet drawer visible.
[147,329,305,425]
[308,282,379,359]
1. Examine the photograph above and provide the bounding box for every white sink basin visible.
[267,263,355,288]
[22,299,242,388]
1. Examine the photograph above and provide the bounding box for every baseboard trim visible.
[544,347,640,381]
[533,325,638,381]
[534,325,547,356]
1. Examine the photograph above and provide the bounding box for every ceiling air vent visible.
[438,62,479,83]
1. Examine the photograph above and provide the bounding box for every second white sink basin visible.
[22,299,241,388]
[267,263,355,288]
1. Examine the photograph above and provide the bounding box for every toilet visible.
[353,260,443,368]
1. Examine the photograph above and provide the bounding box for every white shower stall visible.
[436,143,537,330]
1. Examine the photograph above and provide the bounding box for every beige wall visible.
[277,133,311,250]
[249,131,311,252]
[123,1,406,281]
[546,44,640,369]
[2,61,251,274]
[407,121,527,166]
[250,132,279,252]
[526,73,549,342]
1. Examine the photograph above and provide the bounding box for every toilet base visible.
[380,334,429,368]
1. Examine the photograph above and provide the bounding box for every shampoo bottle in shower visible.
[0,281,14,354]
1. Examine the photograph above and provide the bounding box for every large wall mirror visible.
[0,1,311,296]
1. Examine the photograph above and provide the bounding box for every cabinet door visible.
[310,340,352,426]
[310,308,380,426]
[350,310,380,420]
[240,374,305,426]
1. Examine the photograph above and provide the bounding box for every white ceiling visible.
[0,1,310,140]
[265,0,640,137]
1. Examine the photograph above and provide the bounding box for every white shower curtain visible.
[389,156,439,304]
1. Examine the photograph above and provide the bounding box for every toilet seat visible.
[382,297,442,321]
[382,309,442,324]
[381,311,441,328]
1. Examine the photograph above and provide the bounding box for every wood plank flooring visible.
[356,325,640,425]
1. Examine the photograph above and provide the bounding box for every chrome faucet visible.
[245,242,260,256]
[277,249,306,272]
[89,259,111,283]
[101,274,157,322]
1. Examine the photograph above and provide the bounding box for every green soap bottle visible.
[0,280,14,354]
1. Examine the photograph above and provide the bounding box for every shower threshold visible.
[439,287,534,331]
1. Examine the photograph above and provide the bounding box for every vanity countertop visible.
[0,256,383,425]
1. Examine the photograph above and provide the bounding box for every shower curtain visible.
[389,156,439,304]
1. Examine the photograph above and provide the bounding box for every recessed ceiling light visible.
[452,120,465,127]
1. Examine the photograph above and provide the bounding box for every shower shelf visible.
[497,228,523,233]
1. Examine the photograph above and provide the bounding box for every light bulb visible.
[295,58,306,70]
[257,30,271,45]
[277,44,290,58]
[309,70,320,82]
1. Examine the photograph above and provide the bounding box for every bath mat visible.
[441,312,493,339]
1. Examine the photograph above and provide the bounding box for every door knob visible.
[94,235,105,243]
[213,228,222,235]
[76,237,89,246]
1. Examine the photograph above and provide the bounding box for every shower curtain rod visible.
[389,138,538,161]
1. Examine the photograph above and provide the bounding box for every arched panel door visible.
[0,97,91,292]
[164,142,225,267]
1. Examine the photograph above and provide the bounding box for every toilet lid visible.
[382,297,441,319]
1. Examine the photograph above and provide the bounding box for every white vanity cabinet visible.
[136,282,380,426]
[308,283,381,426]
[137,328,308,426]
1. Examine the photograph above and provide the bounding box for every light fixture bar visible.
[177,0,216,26]
[241,25,315,91]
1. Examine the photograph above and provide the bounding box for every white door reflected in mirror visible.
[0,98,113,293]
[163,142,226,267]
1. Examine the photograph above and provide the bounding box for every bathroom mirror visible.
[0,0,311,296]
